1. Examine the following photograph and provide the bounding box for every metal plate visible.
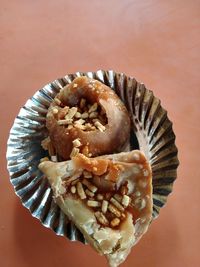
[6,70,179,243]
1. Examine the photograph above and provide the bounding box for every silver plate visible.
[6,70,179,243]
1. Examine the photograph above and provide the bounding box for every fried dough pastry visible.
[39,150,152,267]
[45,77,130,160]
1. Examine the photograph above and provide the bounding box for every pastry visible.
[44,76,130,160]
[39,150,152,267]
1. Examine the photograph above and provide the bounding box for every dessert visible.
[43,76,130,160]
[39,150,152,267]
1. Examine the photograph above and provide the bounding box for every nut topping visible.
[122,195,130,207]
[110,218,120,227]
[82,179,97,193]
[87,200,101,207]
[77,182,86,199]
[95,211,109,226]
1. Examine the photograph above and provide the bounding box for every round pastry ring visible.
[7,70,179,243]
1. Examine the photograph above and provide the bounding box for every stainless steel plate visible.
[6,70,179,243]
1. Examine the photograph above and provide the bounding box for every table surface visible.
[1,1,200,267]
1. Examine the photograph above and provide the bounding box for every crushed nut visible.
[82,179,97,193]
[70,186,76,194]
[87,200,101,207]
[110,218,120,227]
[85,189,95,197]
[88,103,98,113]
[102,200,108,214]
[72,138,82,148]
[77,182,86,199]
[89,111,98,119]
[110,197,124,212]
[94,121,106,132]
[81,112,89,119]
[122,195,130,207]
[108,204,121,218]
[75,112,81,118]
[65,107,77,120]
[74,118,85,125]
[57,119,73,125]
[95,211,109,226]
[70,147,80,158]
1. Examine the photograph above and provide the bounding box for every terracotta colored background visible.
[1,1,200,266]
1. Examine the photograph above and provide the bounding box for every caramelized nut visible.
[72,138,82,148]
[85,189,95,198]
[75,112,82,118]
[108,204,121,218]
[77,182,86,199]
[88,103,98,113]
[110,218,120,227]
[94,121,106,132]
[81,112,89,119]
[66,107,77,119]
[122,195,130,207]
[110,197,124,212]
[82,179,97,193]
[57,119,73,125]
[87,200,101,207]
[95,211,109,226]
[70,186,76,194]
[102,200,108,214]
[74,118,85,125]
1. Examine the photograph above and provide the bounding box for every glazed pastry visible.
[39,150,152,267]
[45,76,130,160]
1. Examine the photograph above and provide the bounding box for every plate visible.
[6,70,179,243]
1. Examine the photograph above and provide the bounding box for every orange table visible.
[1,1,199,266]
